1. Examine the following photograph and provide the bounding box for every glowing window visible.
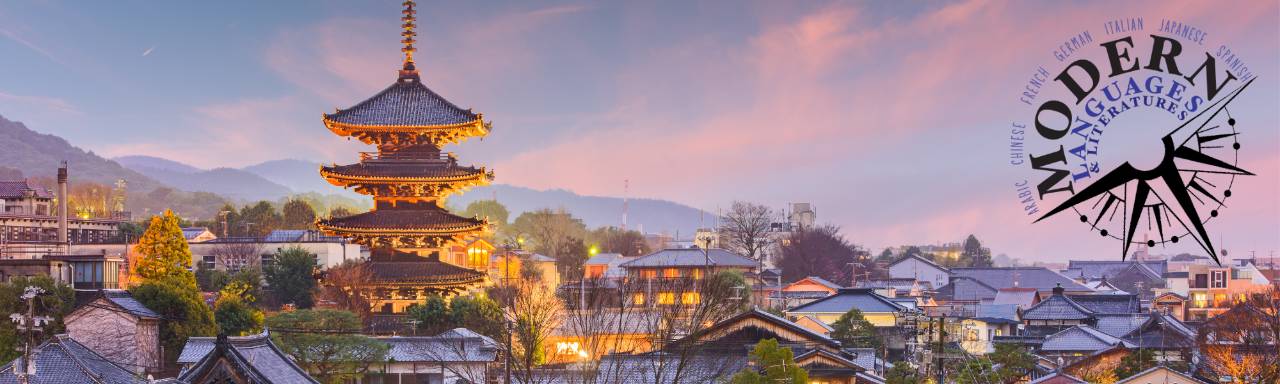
[691,269,704,279]
[642,270,657,279]
[632,293,645,305]
[664,268,680,278]
[681,292,701,305]
[658,292,675,305]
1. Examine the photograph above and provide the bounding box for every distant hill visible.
[451,184,709,236]
[0,114,229,219]
[242,159,361,200]
[113,156,293,202]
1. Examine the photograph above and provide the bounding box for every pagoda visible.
[318,0,492,314]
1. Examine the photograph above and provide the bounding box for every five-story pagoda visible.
[318,0,491,314]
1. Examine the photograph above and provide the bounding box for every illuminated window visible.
[642,270,657,279]
[658,292,675,305]
[632,293,645,305]
[556,341,581,355]
[664,268,680,278]
[681,292,701,305]
[691,269,704,279]
[1192,292,1208,308]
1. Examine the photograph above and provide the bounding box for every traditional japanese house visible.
[316,0,492,313]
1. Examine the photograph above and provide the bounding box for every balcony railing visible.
[359,151,457,163]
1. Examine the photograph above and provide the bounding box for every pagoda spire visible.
[399,0,418,78]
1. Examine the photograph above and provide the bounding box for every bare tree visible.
[317,261,375,321]
[623,270,749,384]
[717,201,776,265]
[210,241,263,272]
[1197,288,1280,383]
[775,225,872,286]
[507,278,565,384]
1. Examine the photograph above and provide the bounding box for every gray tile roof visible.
[620,248,756,268]
[0,334,144,384]
[594,353,748,384]
[1040,325,1133,352]
[788,288,908,315]
[976,304,1020,321]
[325,77,480,127]
[992,288,1040,308]
[888,254,949,272]
[1095,314,1150,338]
[100,290,160,319]
[178,331,318,384]
[936,276,1000,302]
[799,276,843,290]
[1066,294,1140,314]
[377,329,498,363]
[951,267,1092,293]
[1021,294,1094,321]
[1065,260,1168,279]
[0,180,52,199]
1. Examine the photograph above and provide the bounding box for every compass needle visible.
[1174,146,1254,175]
[1159,166,1219,263]
[1123,180,1151,258]
[1036,162,1141,223]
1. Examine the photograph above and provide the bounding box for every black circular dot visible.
[1147,240,1156,247]
[1228,118,1236,126]
[1079,215,1089,222]
[1211,210,1219,217]
[1100,230,1109,236]
[1224,190,1232,197]
[1171,236,1179,243]
[1233,143,1241,150]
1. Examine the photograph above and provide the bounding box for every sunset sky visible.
[1,1,1276,262]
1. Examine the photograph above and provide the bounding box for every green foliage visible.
[282,192,369,220]
[195,266,231,292]
[404,294,504,340]
[263,246,318,308]
[875,248,896,262]
[0,276,76,363]
[131,277,217,367]
[237,201,281,237]
[952,358,998,384]
[729,338,808,384]
[117,221,146,243]
[585,226,651,256]
[988,344,1035,377]
[959,234,993,268]
[268,309,390,383]
[509,208,588,275]
[281,199,317,230]
[1114,348,1156,379]
[885,362,919,384]
[214,295,263,336]
[134,210,196,287]
[462,199,510,228]
[829,308,882,349]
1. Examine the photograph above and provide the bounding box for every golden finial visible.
[399,0,418,77]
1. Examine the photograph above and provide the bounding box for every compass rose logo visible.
[1010,25,1258,264]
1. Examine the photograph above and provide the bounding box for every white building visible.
[887,254,950,290]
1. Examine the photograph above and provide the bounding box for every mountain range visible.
[0,114,708,235]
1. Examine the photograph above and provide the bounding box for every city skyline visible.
[1,0,1277,262]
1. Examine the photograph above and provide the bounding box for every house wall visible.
[64,303,161,376]
[888,258,948,289]
[783,280,838,294]
[366,362,488,384]
[788,311,897,327]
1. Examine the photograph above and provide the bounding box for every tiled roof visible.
[181,227,211,240]
[888,254,949,272]
[178,331,318,384]
[325,77,479,127]
[842,347,878,372]
[585,252,625,265]
[793,276,843,290]
[1067,294,1140,314]
[620,248,757,268]
[0,334,143,384]
[992,287,1040,307]
[367,259,486,285]
[1027,372,1088,384]
[322,161,486,180]
[697,308,842,349]
[378,328,498,363]
[1065,260,1168,279]
[1114,366,1206,384]
[1095,314,1149,338]
[100,290,160,319]
[935,276,1000,302]
[264,229,308,242]
[951,267,1091,293]
[0,180,52,199]
[318,208,485,233]
[1040,325,1133,352]
[788,288,908,314]
[1021,293,1094,321]
[595,353,748,383]
[976,304,1020,321]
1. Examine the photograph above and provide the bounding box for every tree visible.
[959,234,993,268]
[268,309,390,383]
[131,278,217,370]
[209,241,263,272]
[875,248,896,263]
[0,276,75,363]
[952,358,998,384]
[509,279,564,379]
[729,338,808,384]
[405,295,451,335]
[885,362,919,384]
[214,295,263,336]
[446,295,504,341]
[328,206,353,219]
[237,201,281,237]
[510,208,588,276]
[461,199,510,228]
[718,201,776,264]
[988,344,1036,379]
[1197,288,1280,383]
[318,260,374,320]
[264,247,318,309]
[1113,348,1155,379]
[195,266,231,292]
[586,226,650,256]
[281,199,318,230]
[776,225,871,286]
[829,308,882,349]
[134,210,196,287]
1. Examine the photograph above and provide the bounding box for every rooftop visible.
[177,331,318,384]
[620,247,757,269]
[317,207,485,234]
[788,288,909,314]
[99,289,160,319]
[377,328,498,363]
[1040,325,1134,352]
[0,180,52,199]
[324,76,481,129]
[1065,260,1168,279]
[0,334,142,384]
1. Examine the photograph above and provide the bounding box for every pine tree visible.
[830,308,883,349]
[730,338,809,384]
[281,199,317,230]
[134,210,196,287]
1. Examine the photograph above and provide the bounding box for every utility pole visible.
[11,286,52,384]
[934,314,946,384]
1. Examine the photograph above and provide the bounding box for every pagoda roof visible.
[367,257,486,286]
[318,208,485,235]
[323,76,485,131]
[321,161,489,183]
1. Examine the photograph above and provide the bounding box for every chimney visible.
[1052,282,1064,296]
[58,162,68,245]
